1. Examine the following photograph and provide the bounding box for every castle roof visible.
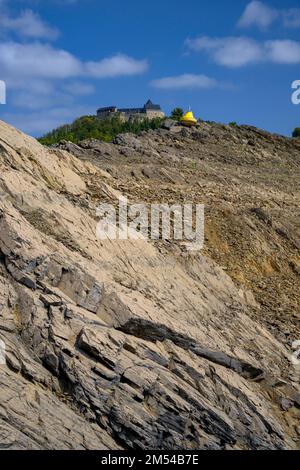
[144,99,161,111]
[97,106,117,112]
[97,100,162,115]
[118,107,144,113]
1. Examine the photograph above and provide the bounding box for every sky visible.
[0,0,300,136]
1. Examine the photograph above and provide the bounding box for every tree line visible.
[38,115,164,146]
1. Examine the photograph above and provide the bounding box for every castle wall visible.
[97,108,117,119]
[145,110,165,119]
[97,102,165,121]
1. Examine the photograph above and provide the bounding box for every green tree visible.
[170,107,184,121]
[38,115,163,146]
[292,128,300,138]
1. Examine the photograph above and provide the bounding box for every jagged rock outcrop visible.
[0,120,300,450]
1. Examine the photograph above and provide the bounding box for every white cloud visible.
[11,87,75,110]
[186,35,300,67]
[0,42,148,82]
[0,9,59,40]
[9,79,95,112]
[3,105,95,135]
[238,1,278,29]
[186,36,263,67]
[238,1,300,29]
[151,73,218,89]
[283,9,300,28]
[85,54,148,78]
[0,42,82,80]
[266,40,300,64]
[10,79,55,94]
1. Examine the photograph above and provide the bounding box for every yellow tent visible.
[180,110,197,127]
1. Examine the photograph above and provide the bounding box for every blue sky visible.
[0,0,300,136]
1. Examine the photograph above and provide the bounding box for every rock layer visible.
[0,120,300,450]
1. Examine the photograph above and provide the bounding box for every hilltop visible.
[38,115,163,146]
[0,119,300,450]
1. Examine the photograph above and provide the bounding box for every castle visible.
[97,99,165,122]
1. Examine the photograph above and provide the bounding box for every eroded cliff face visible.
[0,120,299,450]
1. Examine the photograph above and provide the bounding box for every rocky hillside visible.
[0,119,300,450]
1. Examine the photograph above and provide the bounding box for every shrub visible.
[170,107,184,121]
[38,115,163,146]
[292,128,300,138]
